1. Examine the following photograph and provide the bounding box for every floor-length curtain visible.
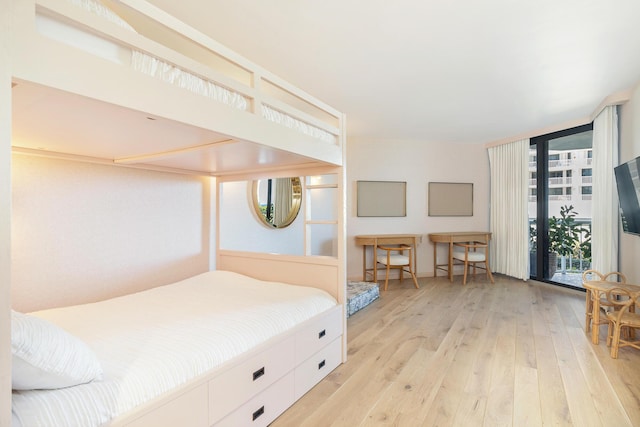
[488,139,530,280]
[274,177,293,225]
[591,106,619,273]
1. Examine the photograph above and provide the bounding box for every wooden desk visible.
[583,280,640,344]
[428,231,491,281]
[355,234,421,282]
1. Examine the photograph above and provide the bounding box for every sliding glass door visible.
[529,124,593,289]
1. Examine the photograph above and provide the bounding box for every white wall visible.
[1,2,12,424]
[219,180,304,255]
[618,82,640,283]
[346,138,491,280]
[11,154,213,312]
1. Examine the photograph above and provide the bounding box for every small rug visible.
[347,281,380,317]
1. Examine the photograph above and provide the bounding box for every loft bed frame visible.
[8,0,347,426]
[12,0,345,174]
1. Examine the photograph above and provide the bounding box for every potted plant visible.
[549,205,591,274]
[530,205,590,277]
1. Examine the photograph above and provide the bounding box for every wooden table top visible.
[355,234,422,245]
[355,233,422,238]
[428,231,491,243]
[583,280,640,292]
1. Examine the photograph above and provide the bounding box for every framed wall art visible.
[357,180,406,217]
[428,182,473,216]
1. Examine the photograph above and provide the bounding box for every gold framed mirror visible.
[252,177,302,228]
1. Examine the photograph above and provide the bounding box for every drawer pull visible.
[318,359,326,370]
[252,405,265,421]
[319,329,326,339]
[253,367,265,381]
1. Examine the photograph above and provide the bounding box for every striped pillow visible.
[11,310,103,390]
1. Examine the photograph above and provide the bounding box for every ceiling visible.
[144,0,640,145]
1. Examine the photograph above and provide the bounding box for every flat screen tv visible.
[614,156,640,235]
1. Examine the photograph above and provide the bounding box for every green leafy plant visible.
[529,222,537,251]
[579,226,592,262]
[530,205,589,255]
[548,205,587,257]
[529,205,591,274]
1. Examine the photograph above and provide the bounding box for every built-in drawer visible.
[213,371,295,427]
[294,336,342,401]
[125,383,208,427]
[209,335,295,425]
[295,305,343,364]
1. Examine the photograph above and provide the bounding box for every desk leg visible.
[374,239,379,283]
[433,244,437,277]
[413,237,418,277]
[362,246,367,281]
[448,242,453,282]
[373,244,378,283]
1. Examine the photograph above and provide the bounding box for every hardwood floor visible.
[272,275,640,426]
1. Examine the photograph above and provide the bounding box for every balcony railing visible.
[549,195,572,201]
[529,177,573,186]
[549,177,573,185]
[549,159,572,168]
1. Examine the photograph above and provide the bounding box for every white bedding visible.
[130,51,249,111]
[11,270,337,427]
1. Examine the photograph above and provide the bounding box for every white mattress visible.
[11,270,337,427]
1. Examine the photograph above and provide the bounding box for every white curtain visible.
[488,139,530,280]
[591,106,619,273]
[274,178,293,225]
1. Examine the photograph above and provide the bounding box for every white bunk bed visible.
[9,0,347,426]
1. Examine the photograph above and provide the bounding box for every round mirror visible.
[252,177,302,228]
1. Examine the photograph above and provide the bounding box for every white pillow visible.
[11,310,103,390]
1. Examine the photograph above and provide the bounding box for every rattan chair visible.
[375,245,419,291]
[451,241,494,285]
[604,287,640,358]
[582,269,627,335]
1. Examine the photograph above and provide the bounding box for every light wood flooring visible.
[272,274,640,426]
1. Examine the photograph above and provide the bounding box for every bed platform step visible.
[347,281,380,317]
